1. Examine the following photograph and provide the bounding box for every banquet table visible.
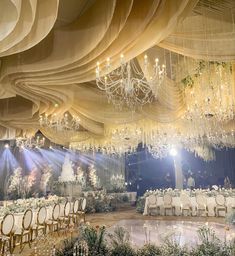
[0,203,66,231]
[143,194,235,216]
[109,192,137,202]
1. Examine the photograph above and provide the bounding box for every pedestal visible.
[173,155,183,189]
[55,183,82,197]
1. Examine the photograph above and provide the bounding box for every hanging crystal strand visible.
[230,8,235,120]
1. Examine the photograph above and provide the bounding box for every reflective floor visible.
[109,219,235,247]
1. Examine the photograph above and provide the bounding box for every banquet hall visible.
[0,0,235,255]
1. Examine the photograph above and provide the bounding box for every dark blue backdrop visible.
[125,147,235,196]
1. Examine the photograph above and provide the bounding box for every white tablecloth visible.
[144,195,235,216]
[0,203,66,230]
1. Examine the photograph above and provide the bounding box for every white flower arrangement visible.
[88,165,98,188]
[0,195,65,217]
[7,167,23,197]
[143,188,235,198]
[110,174,125,190]
[40,165,52,194]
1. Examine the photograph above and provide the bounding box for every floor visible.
[15,207,230,256]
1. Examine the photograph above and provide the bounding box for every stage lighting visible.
[4,144,9,148]
[169,148,177,156]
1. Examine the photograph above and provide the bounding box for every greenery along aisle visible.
[56,225,235,256]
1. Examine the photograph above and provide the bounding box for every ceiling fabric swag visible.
[1,0,234,159]
[159,0,235,61]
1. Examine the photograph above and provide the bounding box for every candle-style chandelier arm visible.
[39,111,80,133]
[95,54,166,110]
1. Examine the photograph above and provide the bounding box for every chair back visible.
[196,194,207,206]
[64,201,71,217]
[37,206,47,225]
[148,195,157,205]
[81,198,87,211]
[216,194,225,206]
[52,203,60,220]
[78,198,83,210]
[163,194,172,205]
[180,193,191,207]
[73,199,79,213]
[23,209,33,230]
[1,213,15,236]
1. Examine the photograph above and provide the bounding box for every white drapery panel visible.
[0,0,234,152]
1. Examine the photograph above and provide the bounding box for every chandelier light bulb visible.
[169,148,177,156]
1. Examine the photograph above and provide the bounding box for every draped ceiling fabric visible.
[0,0,234,150]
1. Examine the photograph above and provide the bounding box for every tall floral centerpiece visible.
[88,165,99,189]
[76,166,86,188]
[40,165,52,195]
[22,167,37,197]
[7,167,23,199]
[110,174,125,192]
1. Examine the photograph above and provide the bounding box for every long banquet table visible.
[0,203,66,231]
[143,194,235,216]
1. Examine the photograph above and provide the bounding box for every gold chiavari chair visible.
[58,201,71,229]
[77,198,87,223]
[46,203,60,234]
[13,209,33,252]
[180,193,192,216]
[215,194,227,217]
[196,194,208,216]
[0,213,15,254]
[147,194,159,215]
[162,194,175,216]
[31,206,47,240]
[69,199,80,226]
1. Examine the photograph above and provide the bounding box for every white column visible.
[173,154,183,189]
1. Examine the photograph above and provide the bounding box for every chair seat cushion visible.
[148,205,157,209]
[0,235,10,240]
[46,220,58,225]
[197,205,206,209]
[164,205,173,208]
[216,206,226,210]
[32,224,45,230]
[182,206,191,210]
[14,228,30,235]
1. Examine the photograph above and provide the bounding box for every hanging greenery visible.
[181,60,232,88]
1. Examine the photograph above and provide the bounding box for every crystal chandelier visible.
[183,60,234,122]
[39,111,80,133]
[95,54,166,110]
[16,135,45,149]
